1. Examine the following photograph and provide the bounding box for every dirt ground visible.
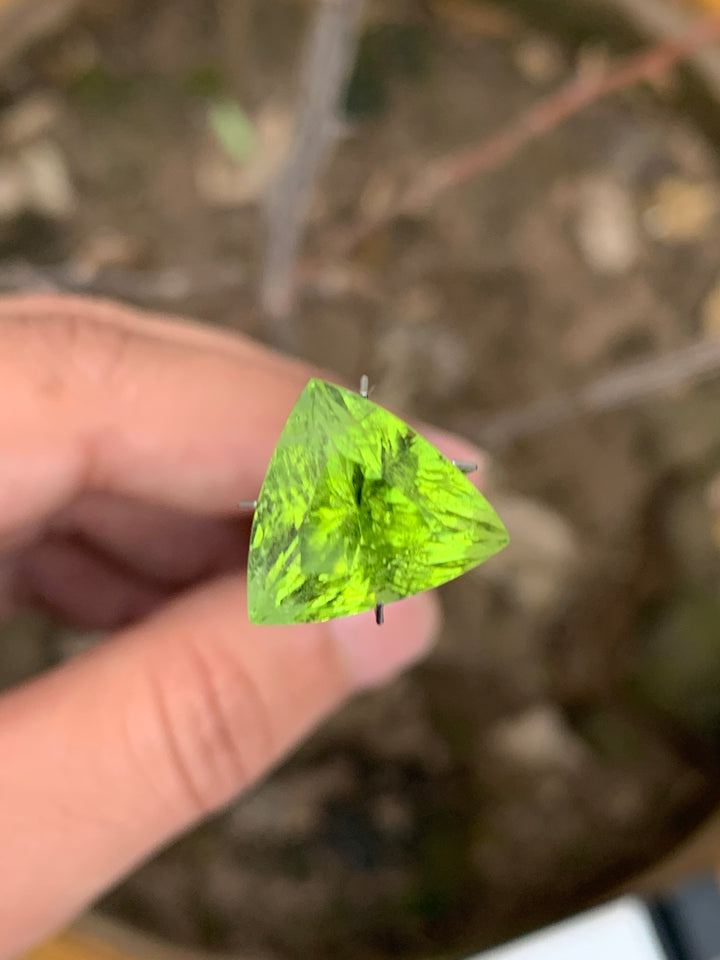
[2,1,720,958]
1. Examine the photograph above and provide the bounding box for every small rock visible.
[474,492,579,615]
[701,276,720,340]
[0,94,73,222]
[0,142,75,220]
[514,35,564,84]
[19,139,75,218]
[229,763,356,839]
[643,177,718,242]
[70,227,144,280]
[0,92,62,146]
[488,704,588,770]
[575,177,639,274]
[0,159,28,218]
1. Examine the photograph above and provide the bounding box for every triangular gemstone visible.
[247,378,508,624]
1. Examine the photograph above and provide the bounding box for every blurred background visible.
[3,0,720,958]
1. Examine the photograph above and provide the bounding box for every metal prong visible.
[375,603,384,626]
[359,374,369,398]
[239,499,258,510]
[453,459,478,475]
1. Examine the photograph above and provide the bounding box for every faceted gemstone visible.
[247,378,508,625]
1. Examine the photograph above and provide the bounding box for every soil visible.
[2,1,720,958]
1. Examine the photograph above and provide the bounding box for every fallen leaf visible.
[643,177,719,242]
[702,277,720,340]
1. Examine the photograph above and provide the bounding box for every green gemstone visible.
[247,378,508,625]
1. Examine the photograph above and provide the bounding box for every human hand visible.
[0,295,481,958]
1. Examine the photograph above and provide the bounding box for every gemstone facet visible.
[247,378,508,625]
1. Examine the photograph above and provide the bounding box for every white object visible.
[471,898,667,960]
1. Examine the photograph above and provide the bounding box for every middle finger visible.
[51,492,250,585]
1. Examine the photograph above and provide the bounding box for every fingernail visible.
[419,427,486,489]
[330,591,442,688]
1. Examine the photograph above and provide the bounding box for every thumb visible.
[0,575,440,958]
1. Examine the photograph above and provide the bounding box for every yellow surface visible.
[21,930,136,960]
[19,917,250,960]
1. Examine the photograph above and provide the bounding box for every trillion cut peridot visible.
[247,378,508,625]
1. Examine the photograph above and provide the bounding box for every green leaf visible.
[207,98,257,163]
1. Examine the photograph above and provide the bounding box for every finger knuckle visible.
[10,301,135,399]
[148,638,277,818]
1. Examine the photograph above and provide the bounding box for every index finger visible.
[0,294,316,534]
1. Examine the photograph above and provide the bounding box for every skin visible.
[0,294,482,958]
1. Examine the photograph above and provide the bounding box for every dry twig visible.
[318,11,720,263]
[602,0,720,101]
[261,0,366,345]
[477,338,720,449]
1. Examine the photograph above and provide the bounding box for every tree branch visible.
[477,338,720,449]
[317,11,720,264]
[261,0,366,346]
